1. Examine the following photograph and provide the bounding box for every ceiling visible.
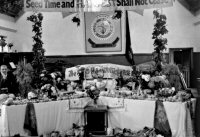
[0,0,199,18]
[0,0,23,18]
[178,0,200,16]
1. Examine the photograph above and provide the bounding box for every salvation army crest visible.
[91,14,114,40]
[85,12,122,53]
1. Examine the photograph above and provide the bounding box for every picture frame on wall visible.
[84,12,122,53]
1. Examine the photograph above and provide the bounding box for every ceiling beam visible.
[0,25,17,33]
[178,0,200,16]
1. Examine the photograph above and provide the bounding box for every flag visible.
[131,9,144,16]
[125,11,135,65]
[62,12,74,18]
[24,102,38,136]
[154,100,172,137]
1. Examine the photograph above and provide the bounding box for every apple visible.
[4,98,13,106]
[90,86,96,91]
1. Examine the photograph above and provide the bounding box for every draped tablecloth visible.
[0,97,196,137]
[164,100,195,137]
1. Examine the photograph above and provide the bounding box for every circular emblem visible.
[91,14,114,40]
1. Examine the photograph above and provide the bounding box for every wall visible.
[0,14,17,52]
[130,1,200,53]
[14,11,126,55]
[14,12,84,55]
[1,1,200,55]
[191,53,200,88]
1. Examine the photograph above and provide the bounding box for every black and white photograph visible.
[0,0,200,137]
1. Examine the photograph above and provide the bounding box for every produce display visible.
[0,63,193,106]
[47,123,164,137]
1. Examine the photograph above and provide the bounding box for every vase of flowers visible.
[7,43,13,52]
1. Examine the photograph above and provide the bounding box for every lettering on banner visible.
[24,0,173,12]
[84,66,132,79]
[68,70,77,77]
[116,0,169,6]
[26,0,43,8]
[65,67,79,81]
[26,0,75,9]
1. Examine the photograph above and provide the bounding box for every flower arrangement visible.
[13,62,34,98]
[4,63,191,106]
[27,12,46,89]
[40,84,57,99]
[148,75,170,90]
[7,43,14,52]
[152,10,168,72]
[162,64,182,91]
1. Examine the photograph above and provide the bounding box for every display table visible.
[0,97,196,137]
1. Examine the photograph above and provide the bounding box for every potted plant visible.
[13,62,34,98]
[7,43,14,52]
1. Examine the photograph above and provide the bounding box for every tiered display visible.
[0,63,192,106]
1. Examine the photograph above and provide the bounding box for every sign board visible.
[24,0,173,12]
[65,63,133,81]
[65,66,79,81]
[85,12,122,53]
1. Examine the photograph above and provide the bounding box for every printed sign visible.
[85,12,122,53]
[84,65,132,79]
[65,67,79,81]
[24,0,173,12]
[65,64,133,80]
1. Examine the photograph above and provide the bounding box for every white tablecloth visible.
[108,99,155,131]
[0,97,196,137]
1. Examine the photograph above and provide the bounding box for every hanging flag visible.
[24,102,38,136]
[131,9,144,16]
[85,12,122,53]
[62,12,74,18]
[154,100,172,137]
[125,11,135,65]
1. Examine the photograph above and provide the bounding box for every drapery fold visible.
[0,97,195,137]
[24,102,38,136]
[154,100,172,137]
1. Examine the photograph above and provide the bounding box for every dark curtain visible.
[154,100,172,137]
[125,10,135,66]
[24,102,38,136]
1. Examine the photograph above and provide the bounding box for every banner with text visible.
[65,64,133,80]
[24,0,173,12]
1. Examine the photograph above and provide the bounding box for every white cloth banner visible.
[69,97,92,108]
[65,66,80,81]
[24,0,173,12]
[65,63,133,80]
[98,97,124,108]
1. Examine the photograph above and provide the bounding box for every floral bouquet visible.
[84,83,100,101]
[148,75,170,90]
[40,83,58,100]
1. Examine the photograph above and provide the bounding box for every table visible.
[0,97,196,137]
